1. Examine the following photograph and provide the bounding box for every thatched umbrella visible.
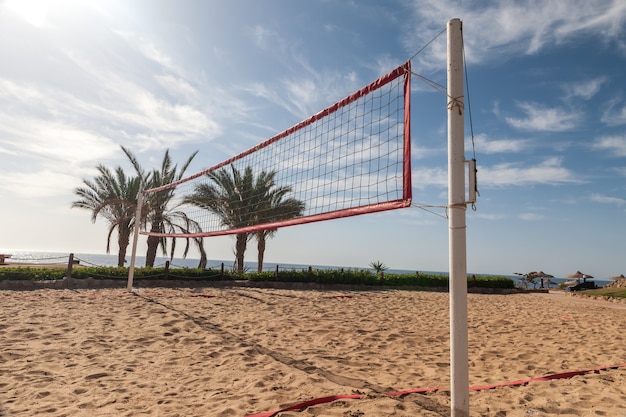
[543,277,557,287]
[608,274,626,280]
[514,272,535,289]
[514,271,554,288]
[565,271,594,283]
[514,271,549,278]
[533,271,555,288]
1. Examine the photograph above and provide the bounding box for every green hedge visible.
[0,266,233,282]
[247,268,382,285]
[246,269,515,289]
[0,267,68,281]
[0,266,515,289]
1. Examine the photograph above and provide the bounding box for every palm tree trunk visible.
[145,234,159,267]
[235,233,248,273]
[196,238,207,269]
[117,229,130,267]
[257,232,266,273]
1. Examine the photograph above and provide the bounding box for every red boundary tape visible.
[0,292,219,300]
[245,363,626,417]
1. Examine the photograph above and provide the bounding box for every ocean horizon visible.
[0,249,435,275]
[0,249,612,287]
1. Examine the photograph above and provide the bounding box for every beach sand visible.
[1,287,625,417]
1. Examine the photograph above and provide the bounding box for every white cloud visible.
[112,29,181,76]
[127,91,216,137]
[601,100,626,126]
[592,135,626,156]
[1,169,83,198]
[412,166,447,189]
[1,71,219,152]
[0,78,47,109]
[411,144,444,161]
[479,157,579,186]
[405,0,626,68]
[591,193,626,206]
[372,56,404,79]
[412,157,579,189]
[506,102,580,131]
[4,0,51,27]
[519,212,546,221]
[0,84,120,165]
[239,82,298,120]
[554,0,626,40]
[243,68,363,120]
[472,133,529,154]
[473,212,506,221]
[252,25,273,49]
[15,120,117,163]
[284,78,319,119]
[55,52,221,148]
[562,77,607,100]
[155,75,199,102]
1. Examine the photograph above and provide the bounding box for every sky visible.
[0,0,625,279]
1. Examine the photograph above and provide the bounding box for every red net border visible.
[143,61,412,238]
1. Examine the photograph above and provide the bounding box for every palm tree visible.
[252,174,305,272]
[72,165,141,267]
[369,260,389,278]
[185,166,305,273]
[122,146,200,267]
[185,165,257,273]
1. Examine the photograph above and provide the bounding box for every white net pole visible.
[448,17,470,417]
[126,191,144,292]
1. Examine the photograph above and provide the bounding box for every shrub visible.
[0,266,515,290]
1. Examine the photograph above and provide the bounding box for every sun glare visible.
[3,0,91,27]
[4,0,52,27]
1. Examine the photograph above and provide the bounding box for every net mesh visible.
[141,61,412,238]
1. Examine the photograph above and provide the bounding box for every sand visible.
[1,287,626,417]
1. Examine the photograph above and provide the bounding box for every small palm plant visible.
[369,260,389,279]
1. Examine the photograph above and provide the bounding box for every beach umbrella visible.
[533,271,554,288]
[608,274,626,280]
[514,271,553,288]
[513,272,536,289]
[543,277,557,287]
[565,271,594,282]
[514,271,552,278]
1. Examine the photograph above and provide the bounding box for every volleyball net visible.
[139,61,412,238]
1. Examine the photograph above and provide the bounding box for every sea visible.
[2,249,430,274]
[0,249,611,288]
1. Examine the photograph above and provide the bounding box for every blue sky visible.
[0,0,625,279]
